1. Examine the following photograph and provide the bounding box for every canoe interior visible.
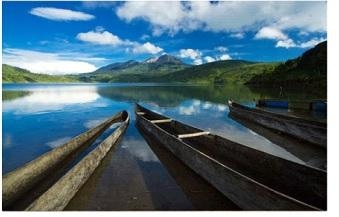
[136,104,326,210]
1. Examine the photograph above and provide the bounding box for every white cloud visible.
[255,27,288,40]
[193,59,203,65]
[132,42,163,54]
[276,39,297,48]
[116,1,193,36]
[219,54,232,61]
[116,1,326,35]
[230,32,245,39]
[201,53,232,64]
[215,46,228,52]
[178,48,203,65]
[29,7,95,21]
[298,37,326,48]
[276,37,326,49]
[204,56,216,63]
[76,29,123,46]
[3,48,97,75]
[77,29,163,54]
[178,48,232,64]
[255,26,326,49]
[179,49,201,60]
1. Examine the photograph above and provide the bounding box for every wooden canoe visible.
[256,99,327,112]
[26,111,129,211]
[3,111,129,209]
[135,103,326,210]
[228,113,327,170]
[228,100,326,148]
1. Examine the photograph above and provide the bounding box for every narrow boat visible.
[228,113,327,170]
[135,104,326,210]
[256,99,327,112]
[228,100,326,148]
[3,111,129,209]
[26,111,129,211]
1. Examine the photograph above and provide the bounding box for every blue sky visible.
[2,1,327,75]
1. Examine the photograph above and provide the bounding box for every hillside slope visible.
[78,54,189,82]
[157,60,278,84]
[246,41,327,89]
[2,64,77,83]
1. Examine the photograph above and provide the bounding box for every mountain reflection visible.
[97,84,265,107]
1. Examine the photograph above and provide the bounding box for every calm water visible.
[2,83,326,210]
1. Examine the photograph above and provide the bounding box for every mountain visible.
[95,60,139,72]
[2,64,77,83]
[77,54,189,82]
[152,60,279,84]
[3,42,326,87]
[246,41,327,90]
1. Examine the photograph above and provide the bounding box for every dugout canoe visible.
[3,111,129,209]
[135,103,326,210]
[26,111,129,211]
[228,100,326,148]
[256,99,327,112]
[228,113,327,170]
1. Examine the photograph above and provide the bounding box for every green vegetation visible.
[2,41,327,90]
[2,64,78,83]
[76,54,189,82]
[156,60,279,84]
[2,91,31,101]
[246,41,327,91]
[77,60,278,84]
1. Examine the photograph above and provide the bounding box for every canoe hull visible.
[26,111,129,211]
[135,105,321,210]
[229,101,326,148]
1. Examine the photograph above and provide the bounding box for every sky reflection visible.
[3,86,101,114]
[2,83,322,173]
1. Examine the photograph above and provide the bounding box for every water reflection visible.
[46,136,73,148]
[2,83,326,210]
[177,99,228,116]
[3,86,101,114]
[97,84,265,106]
[122,137,159,162]
[2,91,31,101]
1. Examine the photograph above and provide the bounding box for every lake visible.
[2,83,326,210]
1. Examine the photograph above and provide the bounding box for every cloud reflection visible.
[3,134,12,148]
[46,136,72,148]
[2,86,100,114]
[178,99,228,115]
[84,118,122,129]
[122,138,159,162]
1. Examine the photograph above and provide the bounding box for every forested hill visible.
[246,41,327,89]
[2,64,77,83]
